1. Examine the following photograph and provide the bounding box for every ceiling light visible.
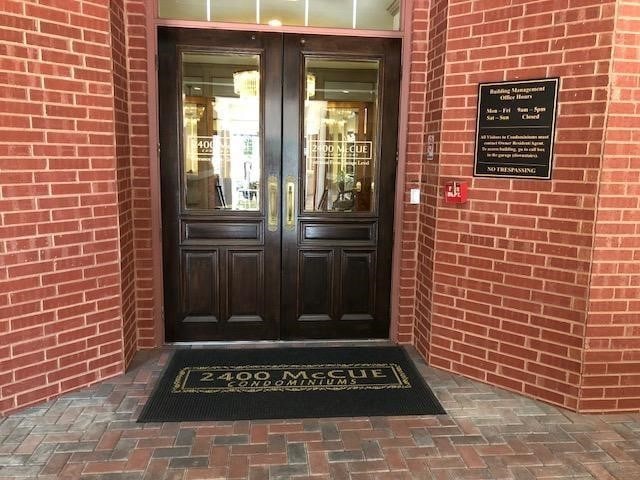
[306,74,316,99]
[233,70,260,98]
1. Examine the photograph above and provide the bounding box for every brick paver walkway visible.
[1,346,640,479]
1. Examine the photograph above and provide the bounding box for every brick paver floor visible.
[1,345,640,479]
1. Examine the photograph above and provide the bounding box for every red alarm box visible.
[444,181,468,203]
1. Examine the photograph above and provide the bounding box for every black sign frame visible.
[474,78,559,180]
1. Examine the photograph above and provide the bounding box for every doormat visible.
[137,346,445,422]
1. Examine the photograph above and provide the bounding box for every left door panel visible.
[158,28,282,341]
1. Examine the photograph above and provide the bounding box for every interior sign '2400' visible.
[307,140,372,166]
[172,363,412,393]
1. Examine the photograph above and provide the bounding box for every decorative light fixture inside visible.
[233,71,316,99]
[233,70,260,98]
[306,73,316,99]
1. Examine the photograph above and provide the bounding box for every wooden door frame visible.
[144,3,415,345]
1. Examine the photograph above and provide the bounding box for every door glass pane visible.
[158,0,207,21]
[303,58,379,213]
[210,0,257,23]
[182,53,261,211]
[356,0,401,30]
[307,0,352,29]
[261,0,305,27]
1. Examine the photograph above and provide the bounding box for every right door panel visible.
[281,34,401,339]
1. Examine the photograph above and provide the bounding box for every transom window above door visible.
[158,0,401,31]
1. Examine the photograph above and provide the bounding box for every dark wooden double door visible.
[159,28,400,341]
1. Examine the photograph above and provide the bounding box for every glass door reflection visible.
[182,53,261,211]
[303,58,379,213]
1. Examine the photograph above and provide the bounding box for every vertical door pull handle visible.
[285,177,295,230]
[267,175,278,232]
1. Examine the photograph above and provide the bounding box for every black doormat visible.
[137,346,445,422]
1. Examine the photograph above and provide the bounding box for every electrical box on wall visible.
[409,188,420,204]
[444,181,468,204]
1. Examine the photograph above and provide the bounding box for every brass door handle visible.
[267,175,278,232]
[285,176,295,230]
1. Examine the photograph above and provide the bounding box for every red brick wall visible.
[110,0,137,366]
[396,2,429,344]
[0,0,125,415]
[1,0,637,416]
[413,0,448,357]
[124,0,156,350]
[581,0,640,412]
[413,0,618,411]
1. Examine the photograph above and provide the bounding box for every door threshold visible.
[168,339,394,349]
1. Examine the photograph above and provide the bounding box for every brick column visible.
[580,0,640,412]
[413,0,449,359]
[124,0,156,350]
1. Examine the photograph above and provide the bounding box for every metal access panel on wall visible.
[473,78,559,180]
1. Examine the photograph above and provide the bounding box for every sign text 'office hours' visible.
[474,78,559,179]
